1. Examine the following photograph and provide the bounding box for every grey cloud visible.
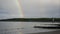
[0,0,60,19]
[21,0,60,18]
[0,0,21,19]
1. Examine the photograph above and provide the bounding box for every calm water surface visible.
[0,22,60,34]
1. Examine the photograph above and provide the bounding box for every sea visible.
[0,22,60,34]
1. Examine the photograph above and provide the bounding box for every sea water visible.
[0,22,60,34]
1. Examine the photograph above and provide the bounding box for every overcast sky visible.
[0,0,60,19]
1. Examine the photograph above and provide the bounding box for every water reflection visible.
[0,22,60,34]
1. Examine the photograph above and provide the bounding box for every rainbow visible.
[15,0,24,34]
[15,0,24,18]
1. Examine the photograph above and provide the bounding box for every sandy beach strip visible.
[28,30,60,34]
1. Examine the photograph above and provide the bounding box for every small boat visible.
[34,18,60,29]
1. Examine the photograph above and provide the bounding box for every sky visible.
[0,0,60,19]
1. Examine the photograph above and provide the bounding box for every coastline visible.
[28,30,60,34]
[0,18,60,22]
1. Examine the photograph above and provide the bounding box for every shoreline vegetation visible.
[0,18,60,22]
